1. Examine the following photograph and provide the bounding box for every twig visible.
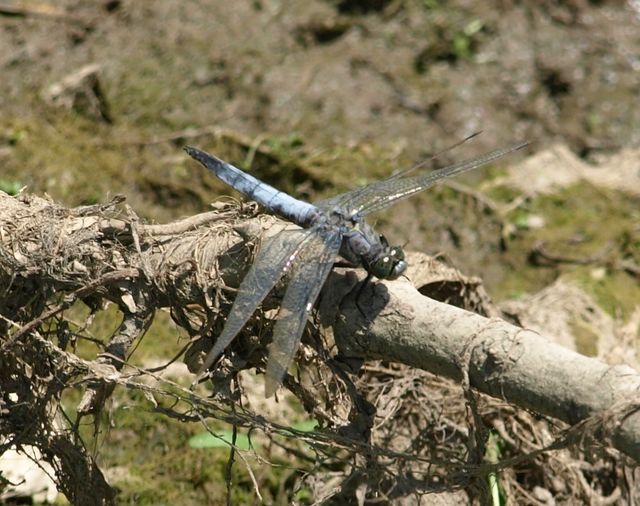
[3,268,139,349]
[0,2,89,26]
[140,208,241,236]
[618,259,640,278]
[530,240,613,266]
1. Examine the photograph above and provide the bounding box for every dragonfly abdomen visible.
[185,146,317,225]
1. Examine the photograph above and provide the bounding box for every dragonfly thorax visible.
[338,215,407,280]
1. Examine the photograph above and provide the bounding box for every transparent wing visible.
[315,132,483,212]
[197,228,316,376]
[319,142,527,217]
[356,142,527,216]
[264,229,343,397]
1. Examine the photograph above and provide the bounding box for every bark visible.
[325,275,640,462]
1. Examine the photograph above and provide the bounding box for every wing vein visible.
[264,230,343,397]
[196,229,316,377]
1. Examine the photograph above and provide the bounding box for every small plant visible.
[0,179,23,196]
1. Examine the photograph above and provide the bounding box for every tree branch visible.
[326,274,640,462]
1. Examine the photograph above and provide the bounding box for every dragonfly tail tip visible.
[183,145,197,157]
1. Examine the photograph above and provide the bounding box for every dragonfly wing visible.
[315,133,485,213]
[320,142,527,217]
[197,228,316,376]
[264,229,343,397]
[355,142,528,217]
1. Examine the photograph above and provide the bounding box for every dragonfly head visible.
[369,236,407,280]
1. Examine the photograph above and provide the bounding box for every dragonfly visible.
[185,139,527,396]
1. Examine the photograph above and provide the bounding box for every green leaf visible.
[0,179,23,196]
[188,430,255,450]
[291,419,318,432]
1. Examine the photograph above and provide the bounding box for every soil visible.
[2,1,640,189]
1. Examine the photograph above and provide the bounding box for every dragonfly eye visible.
[369,245,407,280]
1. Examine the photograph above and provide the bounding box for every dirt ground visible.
[1,0,640,504]
[2,1,640,193]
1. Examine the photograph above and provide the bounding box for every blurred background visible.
[1,0,639,503]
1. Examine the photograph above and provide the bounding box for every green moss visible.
[568,317,599,357]
[492,182,640,319]
[130,309,186,364]
[568,268,640,320]
[97,400,253,504]
[6,112,128,205]
[484,179,522,202]
[78,389,314,505]
[305,143,405,198]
